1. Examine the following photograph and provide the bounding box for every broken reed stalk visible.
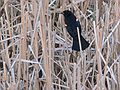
[0,0,120,90]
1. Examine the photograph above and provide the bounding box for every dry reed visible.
[0,0,120,90]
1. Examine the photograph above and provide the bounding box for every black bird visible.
[62,10,90,51]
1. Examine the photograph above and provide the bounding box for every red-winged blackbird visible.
[62,10,89,51]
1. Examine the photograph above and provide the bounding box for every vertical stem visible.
[73,63,76,90]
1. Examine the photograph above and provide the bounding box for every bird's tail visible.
[72,35,89,51]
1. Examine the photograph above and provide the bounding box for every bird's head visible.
[62,10,77,25]
[62,10,72,17]
[57,10,74,18]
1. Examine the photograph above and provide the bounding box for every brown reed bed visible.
[0,0,120,90]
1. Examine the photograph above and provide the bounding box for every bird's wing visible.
[66,26,77,38]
